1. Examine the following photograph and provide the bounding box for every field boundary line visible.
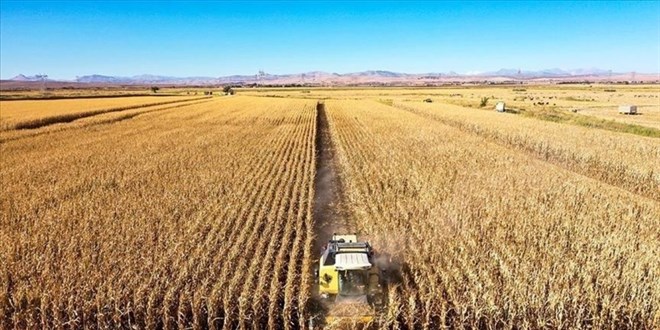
[0,98,214,144]
[6,96,211,130]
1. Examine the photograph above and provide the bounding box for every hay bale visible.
[618,105,637,115]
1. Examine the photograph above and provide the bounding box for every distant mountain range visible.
[10,74,48,82]
[7,68,657,85]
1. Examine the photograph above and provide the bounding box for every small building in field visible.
[495,102,506,112]
[618,105,637,115]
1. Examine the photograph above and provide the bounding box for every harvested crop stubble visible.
[0,95,205,130]
[325,303,377,329]
[325,99,660,329]
[0,98,214,143]
[1,96,317,329]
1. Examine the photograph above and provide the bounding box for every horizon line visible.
[4,68,659,81]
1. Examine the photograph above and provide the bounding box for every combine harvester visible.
[312,234,387,328]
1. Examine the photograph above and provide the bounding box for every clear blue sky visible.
[1,1,659,79]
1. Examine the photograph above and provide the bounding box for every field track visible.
[312,101,351,247]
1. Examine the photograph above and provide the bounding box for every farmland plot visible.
[325,100,660,329]
[394,100,660,201]
[0,97,215,143]
[2,90,659,329]
[1,96,317,329]
[0,95,205,130]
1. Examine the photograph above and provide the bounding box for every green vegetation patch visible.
[562,96,595,102]
[376,99,394,106]
[520,108,660,138]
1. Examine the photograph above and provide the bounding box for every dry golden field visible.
[0,86,219,100]
[240,84,660,133]
[1,96,317,328]
[0,96,208,131]
[324,99,659,329]
[1,86,659,329]
[393,101,660,201]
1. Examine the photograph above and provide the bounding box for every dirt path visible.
[313,101,351,250]
[309,101,400,328]
[309,101,355,328]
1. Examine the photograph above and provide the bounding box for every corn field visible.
[1,96,317,329]
[324,99,659,329]
[1,92,659,329]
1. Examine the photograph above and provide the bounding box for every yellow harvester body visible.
[316,234,385,325]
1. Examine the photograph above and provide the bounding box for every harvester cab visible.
[315,234,385,325]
